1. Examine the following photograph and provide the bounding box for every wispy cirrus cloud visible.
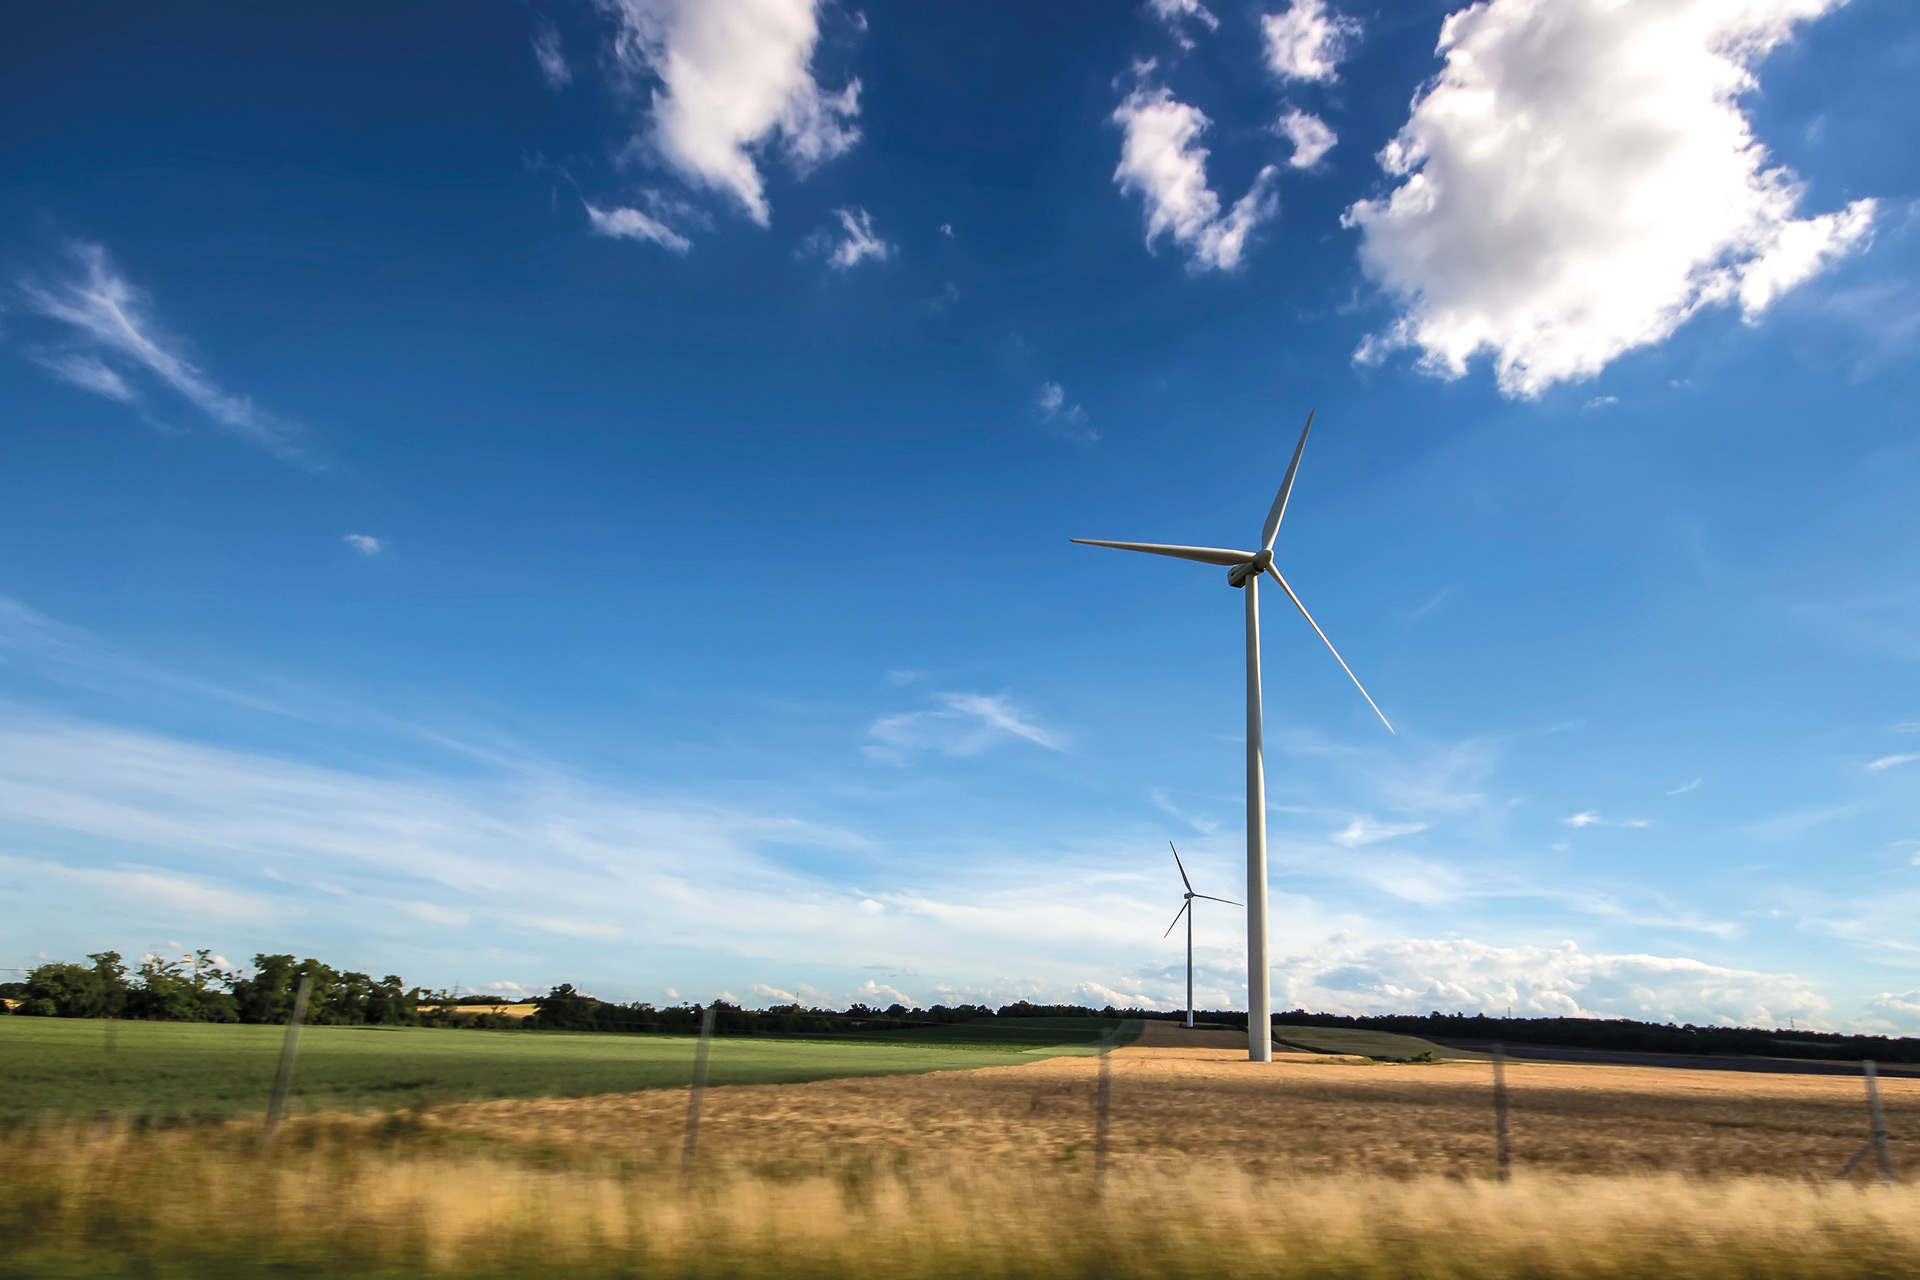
[1330,815,1428,848]
[531,15,572,89]
[865,691,1063,764]
[1563,810,1650,829]
[343,534,383,556]
[1148,0,1218,49]
[812,206,892,270]
[1868,753,1920,771]
[584,201,693,254]
[14,242,310,462]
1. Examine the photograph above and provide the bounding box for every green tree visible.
[19,952,129,1017]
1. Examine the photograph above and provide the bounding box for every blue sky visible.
[2,0,1918,1029]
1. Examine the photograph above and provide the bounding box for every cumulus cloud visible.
[1112,83,1279,272]
[1262,0,1360,83]
[1277,935,1827,1026]
[816,206,892,269]
[343,534,382,556]
[866,692,1063,763]
[1276,109,1336,169]
[601,0,860,225]
[16,242,307,460]
[584,201,693,254]
[1345,0,1878,398]
[532,16,572,88]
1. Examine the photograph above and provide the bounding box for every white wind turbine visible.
[1164,841,1239,1030]
[1075,412,1394,1062]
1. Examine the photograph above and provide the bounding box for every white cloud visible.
[1862,990,1920,1034]
[584,201,693,254]
[532,17,572,88]
[1345,0,1878,398]
[1275,109,1336,169]
[1148,0,1219,48]
[1112,83,1278,272]
[31,351,137,403]
[17,242,307,459]
[601,0,860,225]
[818,206,892,269]
[1563,810,1650,828]
[1668,776,1704,795]
[1867,753,1920,771]
[752,982,798,1003]
[343,534,382,556]
[938,222,954,237]
[866,691,1063,763]
[1331,816,1429,848]
[1261,0,1360,83]
[1277,935,1827,1026]
[1037,381,1086,424]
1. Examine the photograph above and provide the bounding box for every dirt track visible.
[431,1034,1919,1181]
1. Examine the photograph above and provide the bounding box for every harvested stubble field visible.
[5,1021,1919,1279]
[435,1021,1920,1180]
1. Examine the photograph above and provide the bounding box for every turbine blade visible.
[1192,894,1241,906]
[1072,539,1256,568]
[1169,841,1193,892]
[1259,410,1315,553]
[1266,565,1396,734]
[1162,901,1190,938]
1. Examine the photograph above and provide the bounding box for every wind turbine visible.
[1164,841,1239,1030]
[1075,411,1393,1062]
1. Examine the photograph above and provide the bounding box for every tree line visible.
[0,950,1117,1034]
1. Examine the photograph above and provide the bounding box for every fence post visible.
[264,972,313,1140]
[1835,1060,1898,1185]
[1093,1025,1115,1195]
[681,1005,717,1180]
[1492,1041,1511,1182]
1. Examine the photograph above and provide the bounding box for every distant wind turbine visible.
[1163,842,1238,1031]
[1075,411,1394,1062]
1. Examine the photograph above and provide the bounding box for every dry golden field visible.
[430,1021,1919,1182]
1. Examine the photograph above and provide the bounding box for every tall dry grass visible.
[2,1120,1916,1279]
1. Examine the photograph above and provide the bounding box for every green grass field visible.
[0,1016,1136,1120]
[1271,1024,1487,1061]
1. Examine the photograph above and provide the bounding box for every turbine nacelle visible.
[1225,549,1272,588]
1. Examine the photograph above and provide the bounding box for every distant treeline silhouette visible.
[0,951,1117,1034]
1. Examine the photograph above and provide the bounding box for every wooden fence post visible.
[263,972,313,1140]
[681,1004,718,1180]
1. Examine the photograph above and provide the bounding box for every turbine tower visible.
[1164,841,1239,1030]
[1075,412,1393,1061]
